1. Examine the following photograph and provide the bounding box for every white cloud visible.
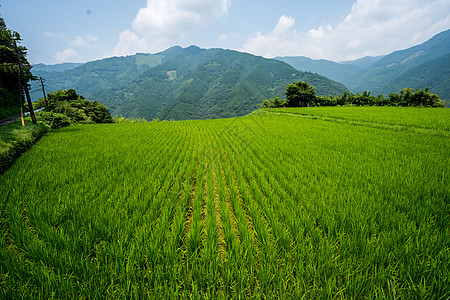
[70,34,98,47]
[112,0,230,56]
[55,48,81,62]
[242,0,450,61]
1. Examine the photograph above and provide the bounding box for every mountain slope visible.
[30,53,165,101]
[342,29,450,93]
[378,52,450,101]
[275,56,362,83]
[95,48,348,120]
[32,63,83,73]
[338,55,385,69]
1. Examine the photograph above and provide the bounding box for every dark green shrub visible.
[36,111,71,129]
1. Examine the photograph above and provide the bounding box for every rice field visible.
[1,107,449,298]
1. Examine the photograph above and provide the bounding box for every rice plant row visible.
[0,107,449,298]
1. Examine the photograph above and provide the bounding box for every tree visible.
[261,96,287,108]
[35,89,113,126]
[0,17,34,118]
[285,81,316,107]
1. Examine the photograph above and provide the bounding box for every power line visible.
[27,49,60,64]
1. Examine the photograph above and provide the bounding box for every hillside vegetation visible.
[341,29,450,98]
[378,52,450,99]
[1,107,448,298]
[276,29,450,102]
[275,56,361,83]
[32,46,347,120]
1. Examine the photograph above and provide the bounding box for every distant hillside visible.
[275,56,362,83]
[32,63,83,73]
[379,52,450,101]
[31,46,347,120]
[339,55,385,69]
[95,47,347,120]
[341,29,450,94]
[30,53,164,100]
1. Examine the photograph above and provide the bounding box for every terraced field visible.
[1,107,449,298]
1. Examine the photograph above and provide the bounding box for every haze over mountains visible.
[31,29,450,119]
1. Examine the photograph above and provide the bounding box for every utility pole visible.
[39,77,47,107]
[13,40,36,124]
[17,75,24,126]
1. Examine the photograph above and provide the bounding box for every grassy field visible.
[0,107,449,298]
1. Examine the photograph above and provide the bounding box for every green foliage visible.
[34,89,113,127]
[0,108,448,298]
[278,82,445,108]
[261,96,287,108]
[285,81,317,107]
[0,17,34,118]
[36,111,71,129]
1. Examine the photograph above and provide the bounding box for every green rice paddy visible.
[1,107,449,298]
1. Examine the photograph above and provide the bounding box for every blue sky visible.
[2,0,450,64]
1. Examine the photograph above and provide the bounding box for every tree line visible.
[262,81,446,108]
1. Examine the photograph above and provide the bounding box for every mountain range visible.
[276,29,450,100]
[274,55,384,83]
[31,46,347,120]
[31,28,450,119]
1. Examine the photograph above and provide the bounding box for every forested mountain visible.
[341,29,450,96]
[274,56,362,83]
[378,52,450,100]
[276,29,450,102]
[338,55,386,69]
[32,63,83,73]
[31,46,347,120]
[31,53,165,99]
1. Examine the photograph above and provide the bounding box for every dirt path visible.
[0,114,21,126]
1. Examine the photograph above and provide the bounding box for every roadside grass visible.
[0,119,47,174]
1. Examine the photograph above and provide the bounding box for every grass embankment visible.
[0,107,449,298]
[0,120,47,174]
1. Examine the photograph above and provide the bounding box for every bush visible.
[261,97,287,108]
[36,111,71,129]
[33,89,113,126]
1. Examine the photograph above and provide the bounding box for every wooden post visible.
[13,40,36,124]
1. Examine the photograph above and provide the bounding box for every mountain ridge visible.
[95,48,348,120]
[32,46,347,120]
[342,29,450,96]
